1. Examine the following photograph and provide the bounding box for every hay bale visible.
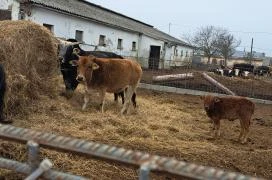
[0,20,58,117]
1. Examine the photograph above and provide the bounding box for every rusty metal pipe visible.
[0,158,88,180]
[25,159,53,180]
[0,125,262,180]
[27,140,40,172]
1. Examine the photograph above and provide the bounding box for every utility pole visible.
[250,38,253,64]
[168,23,171,34]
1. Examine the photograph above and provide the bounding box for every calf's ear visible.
[92,63,99,70]
[70,60,78,66]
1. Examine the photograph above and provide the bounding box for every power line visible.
[156,23,272,35]
[230,30,272,35]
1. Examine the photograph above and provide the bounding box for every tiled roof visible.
[23,0,192,47]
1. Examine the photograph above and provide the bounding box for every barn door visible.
[0,10,11,20]
[149,46,161,69]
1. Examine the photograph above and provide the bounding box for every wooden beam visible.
[152,73,194,82]
[202,73,236,95]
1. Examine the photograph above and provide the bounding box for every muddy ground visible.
[0,81,272,179]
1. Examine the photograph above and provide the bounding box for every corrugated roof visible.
[22,0,192,47]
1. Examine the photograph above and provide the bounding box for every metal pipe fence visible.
[0,124,264,180]
[125,56,272,102]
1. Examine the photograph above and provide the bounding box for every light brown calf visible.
[201,95,255,143]
[72,55,142,114]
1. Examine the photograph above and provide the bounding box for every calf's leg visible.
[120,92,125,104]
[114,92,125,104]
[82,93,90,110]
[121,79,140,114]
[132,93,137,108]
[213,119,220,138]
[121,86,134,115]
[114,93,118,102]
[241,118,250,144]
[238,119,245,142]
[99,89,106,113]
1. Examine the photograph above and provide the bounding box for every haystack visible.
[0,20,58,117]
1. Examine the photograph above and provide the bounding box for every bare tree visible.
[184,26,241,66]
[188,26,220,63]
[216,31,241,66]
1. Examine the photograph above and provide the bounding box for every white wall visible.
[25,6,194,69]
[171,46,193,66]
[137,35,164,68]
[1,0,20,20]
[27,7,139,57]
[0,0,12,9]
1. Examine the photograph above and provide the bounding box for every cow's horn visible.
[71,42,80,45]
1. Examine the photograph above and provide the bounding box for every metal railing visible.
[0,124,264,180]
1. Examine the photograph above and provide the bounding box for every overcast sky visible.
[88,0,272,56]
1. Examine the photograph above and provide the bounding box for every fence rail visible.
[133,57,272,102]
[0,124,264,180]
[0,157,87,180]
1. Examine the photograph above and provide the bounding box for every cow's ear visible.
[92,63,99,70]
[200,95,204,100]
[214,97,221,103]
[72,48,80,56]
[70,60,78,66]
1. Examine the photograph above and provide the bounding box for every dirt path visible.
[1,87,272,179]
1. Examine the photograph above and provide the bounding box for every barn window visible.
[43,23,54,33]
[99,35,106,46]
[75,30,83,42]
[185,51,188,57]
[175,49,178,56]
[132,41,136,51]
[180,50,183,57]
[117,38,123,49]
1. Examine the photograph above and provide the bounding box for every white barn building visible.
[1,0,194,69]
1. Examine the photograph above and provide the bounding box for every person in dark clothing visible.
[0,64,11,124]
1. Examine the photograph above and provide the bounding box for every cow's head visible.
[200,95,221,111]
[57,39,80,63]
[71,55,99,83]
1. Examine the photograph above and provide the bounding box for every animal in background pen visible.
[201,95,254,144]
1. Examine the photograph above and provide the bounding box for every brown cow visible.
[201,95,255,144]
[72,55,142,114]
